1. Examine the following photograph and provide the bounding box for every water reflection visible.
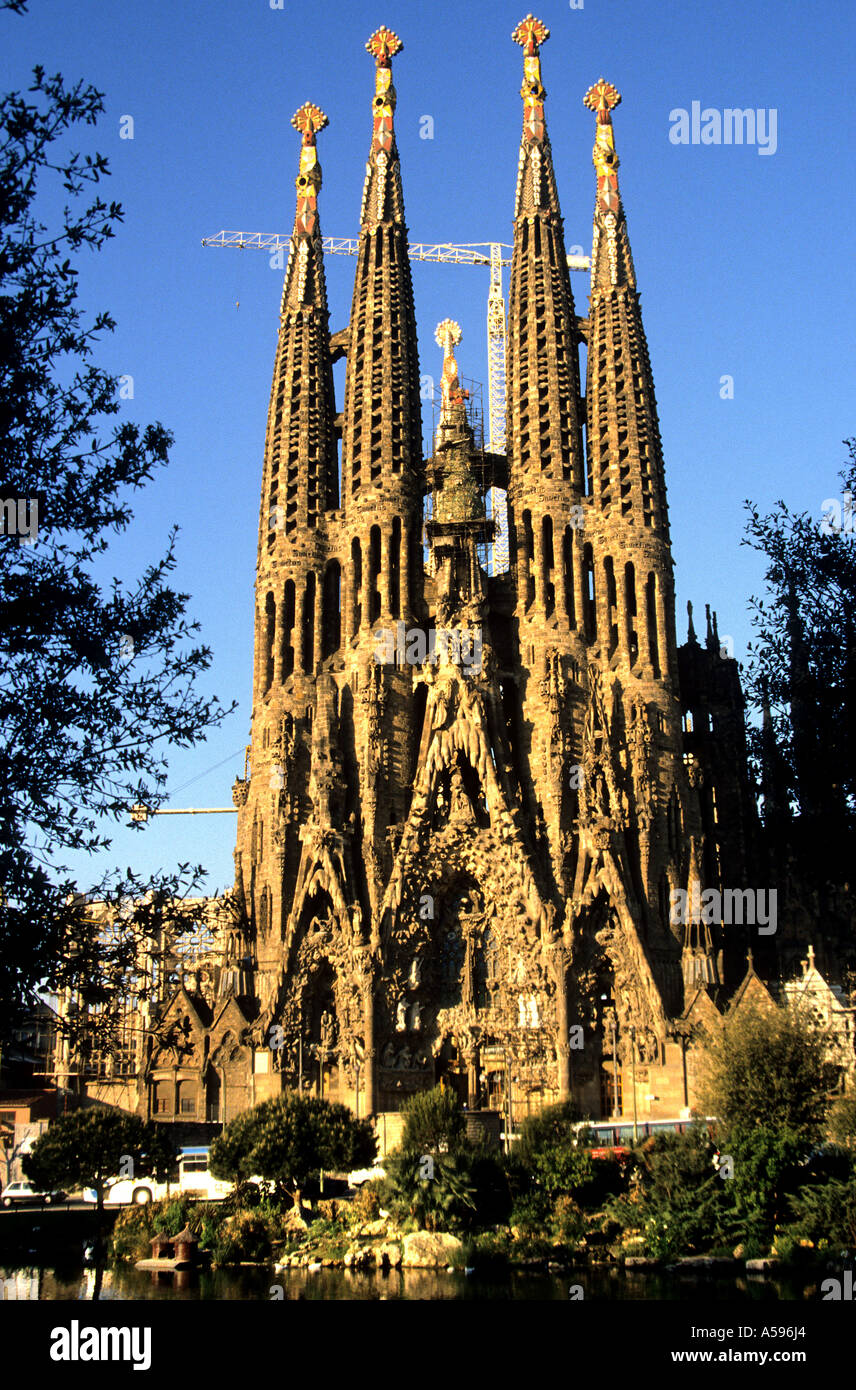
[0,1262,822,1302]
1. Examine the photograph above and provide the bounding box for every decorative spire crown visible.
[512,14,549,54]
[367,25,402,122]
[364,25,402,194]
[366,25,402,65]
[584,78,636,288]
[584,79,622,213]
[291,102,328,141]
[435,318,465,421]
[513,14,549,108]
[288,103,327,242]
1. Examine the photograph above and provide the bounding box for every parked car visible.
[1,1181,66,1207]
[347,1166,386,1188]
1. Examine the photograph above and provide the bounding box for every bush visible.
[399,1086,466,1155]
[382,1149,476,1232]
[827,1092,856,1148]
[510,1191,551,1233]
[518,1101,580,1165]
[205,1210,274,1266]
[550,1194,586,1246]
[111,1204,156,1263]
[725,1120,808,1238]
[110,1195,201,1262]
[350,1182,382,1225]
[785,1175,856,1251]
[609,1126,732,1261]
[515,1101,610,1205]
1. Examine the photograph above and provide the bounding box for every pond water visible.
[0,1261,823,1301]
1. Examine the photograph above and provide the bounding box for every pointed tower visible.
[231,104,343,1039]
[339,26,424,634]
[584,80,669,541]
[575,79,692,921]
[503,16,589,894]
[680,835,721,995]
[506,15,586,623]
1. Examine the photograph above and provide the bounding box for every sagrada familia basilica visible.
[52,19,855,1133]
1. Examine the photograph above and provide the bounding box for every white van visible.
[85,1146,234,1205]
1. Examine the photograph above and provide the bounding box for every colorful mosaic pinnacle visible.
[290,104,327,242]
[514,14,550,145]
[585,79,623,222]
[366,25,402,64]
[291,101,328,141]
[511,13,549,51]
[583,78,622,117]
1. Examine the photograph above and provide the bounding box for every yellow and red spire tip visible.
[366,26,403,65]
[512,14,549,51]
[583,79,622,119]
[291,102,328,141]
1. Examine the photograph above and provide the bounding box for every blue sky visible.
[5,0,854,898]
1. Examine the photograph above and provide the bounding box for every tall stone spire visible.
[233,104,341,1038]
[583,81,669,537]
[340,26,423,519]
[506,15,585,501]
[260,103,338,562]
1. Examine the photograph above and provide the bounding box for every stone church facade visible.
[61,19,846,1130]
[201,17,766,1125]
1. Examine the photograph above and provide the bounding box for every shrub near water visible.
[111,1196,201,1262]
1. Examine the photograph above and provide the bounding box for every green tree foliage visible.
[383,1087,512,1232]
[517,1100,602,1203]
[208,1095,376,1207]
[696,1003,839,1244]
[0,21,235,1029]
[381,1148,477,1232]
[23,1107,175,1212]
[743,438,856,876]
[399,1084,466,1155]
[786,1168,856,1251]
[725,1122,809,1239]
[827,1091,856,1148]
[696,1003,837,1141]
[611,1126,731,1261]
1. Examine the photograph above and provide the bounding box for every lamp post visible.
[629,1024,638,1142]
[605,1008,620,1119]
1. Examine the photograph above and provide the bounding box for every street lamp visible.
[629,1024,638,1142]
[603,1005,620,1119]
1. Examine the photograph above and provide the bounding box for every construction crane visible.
[202,231,590,573]
[130,805,237,824]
